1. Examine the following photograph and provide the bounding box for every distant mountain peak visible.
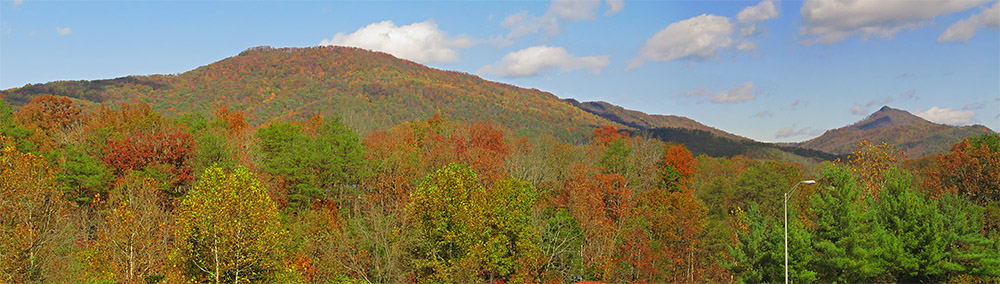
[855,105,923,131]
[800,105,993,157]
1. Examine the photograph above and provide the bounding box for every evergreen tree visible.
[807,164,887,282]
[727,203,814,283]
[255,115,368,209]
[937,191,1000,281]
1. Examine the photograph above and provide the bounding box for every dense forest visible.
[3,46,987,164]
[1,95,998,283]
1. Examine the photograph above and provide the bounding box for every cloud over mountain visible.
[479,45,609,78]
[916,106,976,125]
[320,20,473,64]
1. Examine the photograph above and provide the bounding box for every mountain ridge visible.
[0,45,743,145]
[2,46,990,159]
[797,105,994,158]
[563,99,749,141]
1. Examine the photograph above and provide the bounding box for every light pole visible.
[785,180,815,284]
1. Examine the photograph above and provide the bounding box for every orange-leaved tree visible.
[925,134,1000,204]
[660,143,696,192]
[564,164,633,281]
[14,94,82,132]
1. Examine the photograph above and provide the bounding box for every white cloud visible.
[737,41,757,51]
[629,14,734,68]
[738,0,779,23]
[496,0,622,43]
[776,125,824,138]
[711,81,757,104]
[681,81,758,104]
[963,101,987,110]
[56,26,71,36]
[788,99,808,110]
[13,0,23,7]
[500,11,560,39]
[916,106,976,125]
[755,111,774,118]
[851,91,920,115]
[478,45,610,78]
[319,20,473,64]
[681,86,711,98]
[800,0,989,44]
[738,0,780,37]
[550,0,602,22]
[605,0,625,16]
[866,96,893,108]
[850,104,868,115]
[939,1,1000,42]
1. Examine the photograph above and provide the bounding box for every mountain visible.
[564,99,748,141]
[1,46,748,145]
[639,127,842,161]
[797,106,995,158]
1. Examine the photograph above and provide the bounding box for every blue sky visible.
[2,0,998,142]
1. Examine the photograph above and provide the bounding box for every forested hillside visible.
[1,95,998,283]
[2,46,747,145]
[564,99,747,141]
[641,127,842,161]
[798,106,994,158]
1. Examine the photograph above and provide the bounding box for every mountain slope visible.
[798,106,994,158]
[1,46,746,144]
[564,99,748,141]
[3,46,614,142]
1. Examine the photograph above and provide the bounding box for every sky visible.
[1,0,998,142]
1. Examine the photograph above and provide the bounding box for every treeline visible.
[1,95,998,283]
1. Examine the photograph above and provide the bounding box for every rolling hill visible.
[796,106,995,158]
[10,46,980,160]
[564,99,748,141]
[1,46,743,145]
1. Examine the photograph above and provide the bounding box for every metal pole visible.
[785,191,789,284]
[784,180,814,284]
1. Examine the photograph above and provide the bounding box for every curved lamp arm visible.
[784,180,816,202]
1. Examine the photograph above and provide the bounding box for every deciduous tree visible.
[0,136,69,282]
[173,166,288,283]
[408,163,539,283]
[925,134,1000,205]
[84,173,172,283]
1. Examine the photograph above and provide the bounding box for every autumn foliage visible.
[0,94,997,283]
[15,95,82,132]
[924,134,1000,204]
[173,166,287,282]
[0,136,69,282]
[103,127,195,187]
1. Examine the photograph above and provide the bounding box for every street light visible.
[785,180,815,284]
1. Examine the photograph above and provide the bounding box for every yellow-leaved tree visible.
[0,136,69,282]
[82,173,172,283]
[173,166,289,283]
